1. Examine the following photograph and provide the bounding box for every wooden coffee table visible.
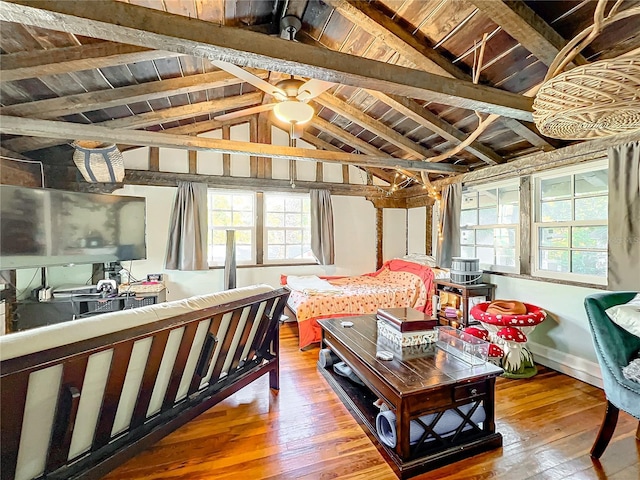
[318,315,503,479]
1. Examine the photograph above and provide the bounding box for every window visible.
[207,190,314,266]
[264,193,313,263]
[532,161,608,284]
[207,190,255,265]
[460,181,520,273]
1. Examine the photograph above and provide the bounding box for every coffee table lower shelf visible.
[318,363,503,479]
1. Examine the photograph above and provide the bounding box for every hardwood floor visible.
[105,322,640,480]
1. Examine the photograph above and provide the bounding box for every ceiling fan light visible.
[273,100,314,125]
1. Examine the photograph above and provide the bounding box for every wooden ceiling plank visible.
[0,41,182,82]
[367,91,503,165]
[467,0,588,67]
[1,69,269,119]
[0,0,533,121]
[4,92,263,152]
[323,0,468,79]
[0,115,469,174]
[313,92,435,160]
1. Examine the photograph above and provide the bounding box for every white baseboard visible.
[528,341,603,388]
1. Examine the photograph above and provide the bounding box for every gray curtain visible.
[165,182,208,270]
[608,141,640,290]
[436,183,461,268]
[310,189,335,265]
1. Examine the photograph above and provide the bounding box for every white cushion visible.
[0,284,274,361]
[605,293,640,338]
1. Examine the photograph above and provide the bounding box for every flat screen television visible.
[0,185,146,270]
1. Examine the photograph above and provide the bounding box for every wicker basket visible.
[72,140,125,183]
[533,57,640,140]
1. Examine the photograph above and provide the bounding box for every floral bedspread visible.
[287,260,434,349]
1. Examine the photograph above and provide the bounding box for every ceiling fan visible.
[212,16,334,139]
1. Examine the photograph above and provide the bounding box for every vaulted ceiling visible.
[1,0,639,189]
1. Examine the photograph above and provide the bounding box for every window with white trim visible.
[264,192,313,263]
[460,181,520,273]
[207,190,255,266]
[532,161,608,284]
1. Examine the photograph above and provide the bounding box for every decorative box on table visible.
[376,307,438,347]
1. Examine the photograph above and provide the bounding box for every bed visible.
[285,259,436,349]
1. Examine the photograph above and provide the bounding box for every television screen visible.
[0,185,146,270]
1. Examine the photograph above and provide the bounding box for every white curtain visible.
[436,183,461,268]
[608,141,640,290]
[165,182,208,271]
[310,189,335,265]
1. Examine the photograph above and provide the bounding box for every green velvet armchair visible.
[584,292,640,458]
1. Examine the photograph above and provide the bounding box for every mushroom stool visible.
[470,302,547,379]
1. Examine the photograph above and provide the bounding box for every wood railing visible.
[1,288,289,480]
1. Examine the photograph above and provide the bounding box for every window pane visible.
[268,230,285,244]
[498,203,519,224]
[211,230,226,244]
[478,207,497,225]
[266,212,284,227]
[541,200,572,222]
[461,246,475,258]
[572,251,607,276]
[575,169,608,196]
[461,229,475,245]
[232,212,253,226]
[235,230,252,245]
[476,229,494,245]
[211,195,231,210]
[266,196,284,212]
[285,197,302,211]
[286,230,302,244]
[495,228,516,247]
[478,190,497,207]
[462,192,478,210]
[302,199,310,213]
[575,196,607,221]
[303,230,311,244]
[285,213,302,227]
[236,245,252,261]
[213,211,232,226]
[477,247,494,265]
[267,245,285,260]
[234,195,253,211]
[495,248,516,267]
[572,226,607,249]
[539,250,569,272]
[286,245,303,259]
[460,209,477,226]
[498,185,519,224]
[541,176,571,200]
[540,227,569,247]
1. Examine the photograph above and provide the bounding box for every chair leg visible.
[591,400,619,459]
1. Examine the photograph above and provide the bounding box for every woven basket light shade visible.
[72,140,125,183]
[533,58,640,140]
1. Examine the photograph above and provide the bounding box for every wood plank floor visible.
[105,322,640,480]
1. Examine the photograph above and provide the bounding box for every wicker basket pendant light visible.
[532,2,640,140]
[72,140,125,183]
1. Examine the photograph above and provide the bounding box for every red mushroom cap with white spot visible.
[488,343,504,358]
[462,326,489,341]
[496,326,527,343]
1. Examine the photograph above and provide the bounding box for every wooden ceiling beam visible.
[310,117,390,157]
[366,91,503,165]
[467,0,587,67]
[313,92,435,160]
[4,92,263,152]
[0,115,469,174]
[0,0,533,121]
[1,69,269,119]
[323,0,467,79]
[0,41,181,82]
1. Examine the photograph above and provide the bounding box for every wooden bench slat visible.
[162,321,200,410]
[0,373,29,480]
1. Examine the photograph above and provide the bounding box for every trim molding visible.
[528,341,603,388]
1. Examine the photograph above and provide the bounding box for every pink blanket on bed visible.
[287,260,434,349]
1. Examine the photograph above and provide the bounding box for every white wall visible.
[383,209,407,261]
[486,274,603,386]
[408,207,427,255]
[113,185,377,301]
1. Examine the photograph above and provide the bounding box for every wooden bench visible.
[0,285,289,480]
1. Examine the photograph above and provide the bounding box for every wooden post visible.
[222,125,231,177]
[519,176,531,275]
[188,150,197,174]
[315,162,323,183]
[342,164,350,184]
[257,113,271,179]
[249,116,258,178]
[149,147,159,172]
[376,207,383,270]
[426,203,433,256]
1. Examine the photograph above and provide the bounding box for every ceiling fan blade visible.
[296,78,335,101]
[211,60,287,100]
[214,103,276,121]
